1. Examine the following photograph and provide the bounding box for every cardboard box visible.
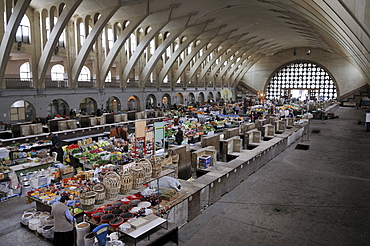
[130,217,148,229]
[60,165,74,175]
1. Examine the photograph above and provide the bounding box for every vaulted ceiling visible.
[2,0,369,90]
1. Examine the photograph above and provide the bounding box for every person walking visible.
[51,195,75,246]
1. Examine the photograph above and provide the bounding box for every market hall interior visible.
[0,107,369,246]
[0,0,370,245]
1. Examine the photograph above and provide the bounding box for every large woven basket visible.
[131,163,145,189]
[137,158,152,182]
[103,171,121,200]
[150,156,162,178]
[120,168,133,194]
[92,183,106,205]
[80,191,97,210]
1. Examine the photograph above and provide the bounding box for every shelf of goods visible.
[5,140,53,167]
[0,141,56,201]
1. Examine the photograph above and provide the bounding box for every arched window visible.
[79,22,85,45]
[107,27,114,50]
[20,62,31,81]
[130,33,136,54]
[150,39,155,55]
[78,66,91,81]
[51,64,64,81]
[10,100,35,122]
[266,62,337,101]
[16,15,31,43]
[45,17,54,40]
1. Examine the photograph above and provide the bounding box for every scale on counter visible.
[92,224,109,246]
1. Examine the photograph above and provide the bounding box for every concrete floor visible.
[179,107,370,246]
[1,107,369,246]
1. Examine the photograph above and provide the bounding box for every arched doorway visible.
[146,94,157,109]
[188,93,195,104]
[106,96,121,113]
[198,92,205,102]
[162,94,171,108]
[127,96,140,111]
[207,92,214,102]
[216,91,221,102]
[265,62,337,101]
[79,97,97,115]
[175,93,184,105]
[48,99,69,117]
[9,100,35,122]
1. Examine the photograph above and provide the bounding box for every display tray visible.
[10,160,54,172]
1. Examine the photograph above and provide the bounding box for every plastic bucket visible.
[22,184,32,197]
[30,177,39,189]
[38,176,47,187]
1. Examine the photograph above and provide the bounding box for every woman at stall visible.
[175,127,184,145]
[49,143,64,163]
[51,195,76,246]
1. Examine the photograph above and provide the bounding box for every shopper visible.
[50,143,64,163]
[175,127,184,145]
[51,195,75,246]
[49,132,62,147]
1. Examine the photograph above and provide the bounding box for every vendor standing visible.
[50,143,64,163]
[175,127,184,145]
[49,132,62,147]
[51,195,75,246]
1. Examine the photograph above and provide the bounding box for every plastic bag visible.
[149,176,182,191]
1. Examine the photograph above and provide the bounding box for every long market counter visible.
[0,116,165,146]
[161,121,310,227]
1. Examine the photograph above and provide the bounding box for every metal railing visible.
[78,79,96,88]
[105,79,120,88]
[44,79,69,88]
[5,78,33,89]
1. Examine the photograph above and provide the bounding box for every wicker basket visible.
[137,158,152,182]
[92,183,106,205]
[162,154,172,166]
[120,168,133,194]
[150,156,162,178]
[103,172,121,200]
[170,150,179,164]
[80,191,97,210]
[131,163,145,189]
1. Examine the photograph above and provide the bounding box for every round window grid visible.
[266,62,336,100]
